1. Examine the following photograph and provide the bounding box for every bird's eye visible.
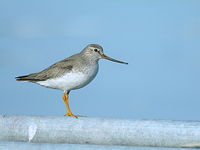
[94,49,98,52]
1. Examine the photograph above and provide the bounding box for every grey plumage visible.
[15,44,103,82]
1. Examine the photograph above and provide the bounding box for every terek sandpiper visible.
[16,44,128,118]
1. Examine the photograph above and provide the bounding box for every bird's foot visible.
[64,112,84,118]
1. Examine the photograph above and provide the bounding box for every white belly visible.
[36,65,98,92]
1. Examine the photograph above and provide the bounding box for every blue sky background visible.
[0,1,200,120]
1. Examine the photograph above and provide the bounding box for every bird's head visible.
[81,44,128,64]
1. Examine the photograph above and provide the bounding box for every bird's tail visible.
[15,73,39,82]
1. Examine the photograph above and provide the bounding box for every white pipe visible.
[0,114,200,148]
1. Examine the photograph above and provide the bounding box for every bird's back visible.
[15,53,80,82]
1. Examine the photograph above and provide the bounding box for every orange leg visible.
[62,91,79,118]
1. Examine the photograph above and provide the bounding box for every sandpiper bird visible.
[16,44,128,118]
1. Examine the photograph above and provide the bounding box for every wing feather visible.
[15,58,75,82]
